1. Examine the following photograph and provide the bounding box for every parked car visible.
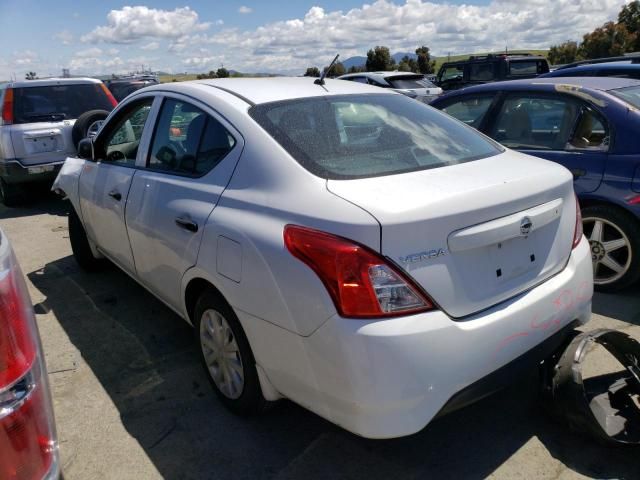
[436,53,550,91]
[337,71,442,102]
[541,61,640,80]
[431,77,640,292]
[0,227,60,479]
[105,76,160,102]
[0,78,117,206]
[53,77,592,439]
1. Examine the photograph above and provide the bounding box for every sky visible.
[0,0,631,80]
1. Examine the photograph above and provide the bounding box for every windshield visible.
[610,85,640,109]
[387,76,435,89]
[12,84,114,124]
[249,94,502,180]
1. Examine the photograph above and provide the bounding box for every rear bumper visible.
[0,159,65,185]
[250,237,593,439]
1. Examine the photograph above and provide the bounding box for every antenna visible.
[315,54,340,86]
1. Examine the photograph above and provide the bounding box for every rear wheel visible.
[69,208,104,271]
[194,290,268,415]
[0,178,23,207]
[582,205,640,292]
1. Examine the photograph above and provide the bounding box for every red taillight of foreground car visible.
[0,248,58,480]
[573,195,583,249]
[284,225,435,318]
[2,88,14,125]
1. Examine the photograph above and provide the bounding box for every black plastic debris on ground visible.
[541,329,640,446]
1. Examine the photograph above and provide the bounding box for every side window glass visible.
[508,61,538,76]
[469,64,494,81]
[442,96,494,128]
[148,99,235,175]
[350,77,368,84]
[569,109,609,151]
[102,99,153,165]
[440,66,463,82]
[492,96,580,150]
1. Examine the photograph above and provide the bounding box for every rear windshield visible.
[387,76,435,89]
[12,83,114,124]
[249,94,502,180]
[610,85,640,108]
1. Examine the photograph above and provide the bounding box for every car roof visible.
[3,77,103,88]
[556,62,640,72]
[145,77,397,105]
[441,55,545,66]
[440,76,640,96]
[339,71,423,80]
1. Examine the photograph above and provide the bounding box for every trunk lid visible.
[327,150,576,318]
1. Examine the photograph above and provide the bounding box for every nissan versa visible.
[52,78,592,439]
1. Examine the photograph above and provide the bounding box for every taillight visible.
[99,83,118,107]
[573,195,583,249]
[2,88,14,125]
[284,225,435,318]
[0,242,59,480]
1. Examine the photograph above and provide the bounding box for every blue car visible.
[541,61,640,80]
[431,77,640,292]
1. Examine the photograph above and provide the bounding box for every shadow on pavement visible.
[592,285,640,326]
[0,190,69,220]
[28,257,640,480]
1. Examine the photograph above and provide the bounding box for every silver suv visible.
[337,71,443,103]
[0,77,116,206]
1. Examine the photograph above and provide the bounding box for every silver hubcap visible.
[199,309,244,399]
[584,217,632,285]
[87,120,103,138]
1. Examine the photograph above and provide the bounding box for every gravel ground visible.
[1,193,639,480]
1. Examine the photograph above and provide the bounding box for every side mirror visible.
[77,138,94,160]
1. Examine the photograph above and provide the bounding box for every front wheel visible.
[194,290,268,415]
[69,208,105,271]
[582,205,640,292]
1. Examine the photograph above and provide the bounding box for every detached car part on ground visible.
[0,227,60,479]
[0,78,116,206]
[431,77,640,292]
[542,329,640,446]
[54,77,593,439]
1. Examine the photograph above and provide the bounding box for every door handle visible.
[108,190,122,201]
[175,216,198,233]
[570,168,586,180]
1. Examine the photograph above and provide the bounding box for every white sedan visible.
[53,77,592,439]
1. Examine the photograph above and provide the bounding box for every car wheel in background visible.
[582,205,640,292]
[69,208,105,271]
[0,178,23,207]
[194,289,268,415]
[72,109,110,148]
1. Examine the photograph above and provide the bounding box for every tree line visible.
[303,45,435,78]
[549,1,640,65]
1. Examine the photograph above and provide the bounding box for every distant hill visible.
[342,52,417,70]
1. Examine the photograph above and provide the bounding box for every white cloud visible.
[81,6,210,44]
[238,6,253,14]
[108,48,120,55]
[53,30,74,45]
[174,0,631,74]
[74,47,103,58]
[140,41,160,51]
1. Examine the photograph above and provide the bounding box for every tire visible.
[68,208,104,271]
[0,178,23,207]
[72,109,110,149]
[582,205,640,292]
[194,289,268,415]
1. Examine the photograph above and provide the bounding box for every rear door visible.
[125,95,243,310]
[78,96,156,274]
[487,93,608,193]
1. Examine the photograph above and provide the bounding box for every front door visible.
[125,95,243,310]
[78,97,155,274]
